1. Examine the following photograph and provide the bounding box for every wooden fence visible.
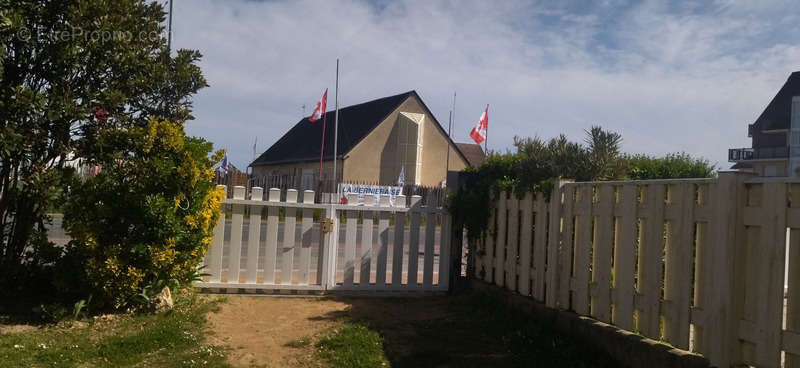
[197,185,452,293]
[472,172,800,368]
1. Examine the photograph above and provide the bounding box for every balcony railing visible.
[728,146,789,162]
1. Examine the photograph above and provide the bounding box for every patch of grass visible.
[284,337,311,348]
[0,292,230,367]
[316,323,389,367]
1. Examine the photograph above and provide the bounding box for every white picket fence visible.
[473,172,800,368]
[198,185,452,293]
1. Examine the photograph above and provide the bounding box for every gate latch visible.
[322,218,335,233]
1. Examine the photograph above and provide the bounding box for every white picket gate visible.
[197,185,452,293]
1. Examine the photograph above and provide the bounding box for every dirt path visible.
[207,296,351,367]
[206,295,457,367]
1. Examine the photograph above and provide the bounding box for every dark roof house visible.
[251,91,476,187]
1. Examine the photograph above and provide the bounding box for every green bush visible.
[625,152,716,180]
[450,128,715,244]
[61,119,225,308]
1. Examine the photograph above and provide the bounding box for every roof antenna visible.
[302,104,306,117]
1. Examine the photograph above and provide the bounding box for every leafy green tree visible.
[0,0,207,287]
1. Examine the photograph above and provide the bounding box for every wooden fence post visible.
[704,171,753,367]
[546,179,569,308]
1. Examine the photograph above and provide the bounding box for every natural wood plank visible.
[506,193,519,292]
[245,187,264,284]
[639,184,665,339]
[558,187,575,309]
[591,185,614,322]
[227,186,246,284]
[495,192,508,288]
[484,205,496,283]
[787,227,800,367]
[663,183,694,349]
[263,188,281,284]
[519,193,534,297]
[297,190,315,285]
[533,193,548,301]
[423,212,436,290]
[753,182,786,367]
[573,185,594,315]
[280,189,298,285]
[613,184,637,331]
[546,180,567,308]
[208,185,227,283]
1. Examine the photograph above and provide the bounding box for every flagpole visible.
[318,105,327,184]
[445,110,451,173]
[482,104,488,154]
[333,59,340,198]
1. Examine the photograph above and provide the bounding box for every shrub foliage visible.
[449,127,715,242]
[61,119,224,308]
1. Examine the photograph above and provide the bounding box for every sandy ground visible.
[206,296,350,368]
[205,295,455,368]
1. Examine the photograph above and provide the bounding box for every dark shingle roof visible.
[753,71,800,131]
[455,143,486,167]
[251,91,415,166]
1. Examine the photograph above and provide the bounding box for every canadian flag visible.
[309,89,328,122]
[470,105,488,145]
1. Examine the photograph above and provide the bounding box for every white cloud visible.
[171,0,800,171]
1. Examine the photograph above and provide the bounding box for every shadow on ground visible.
[313,290,619,368]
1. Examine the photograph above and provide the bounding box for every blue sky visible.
[170,0,800,170]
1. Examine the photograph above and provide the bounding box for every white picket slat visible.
[245,187,264,284]
[226,186,246,283]
[423,211,436,290]
[207,185,227,283]
[359,198,375,288]
[376,196,391,288]
[297,190,314,285]
[439,213,451,290]
[263,188,281,284]
[280,189,298,285]
[392,196,406,289]
[343,203,358,288]
[407,196,422,288]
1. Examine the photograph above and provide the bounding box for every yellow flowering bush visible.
[62,118,224,308]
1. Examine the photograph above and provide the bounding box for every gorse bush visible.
[61,119,224,308]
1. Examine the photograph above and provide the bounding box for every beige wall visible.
[751,161,788,177]
[343,95,468,186]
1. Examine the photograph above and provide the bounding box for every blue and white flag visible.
[218,155,229,175]
[397,166,405,187]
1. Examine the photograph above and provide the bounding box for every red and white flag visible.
[308,89,328,122]
[470,105,488,144]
